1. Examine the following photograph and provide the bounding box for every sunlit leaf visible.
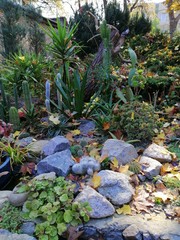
[71,129,81,135]
[91,173,101,188]
[111,158,119,168]
[49,115,60,125]
[116,204,132,215]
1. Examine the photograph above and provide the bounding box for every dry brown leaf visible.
[160,163,174,176]
[103,122,110,130]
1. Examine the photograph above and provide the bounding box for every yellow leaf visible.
[116,204,132,215]
[49,115,60,125]
[111,158,119,168]
[13,131,20,138]
[119,164,129,173]
[71,129,81,135]
[92,174,101,188]
[131,111,134,120]
[89,148,100,158]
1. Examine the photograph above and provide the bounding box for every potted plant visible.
[0,141,28,190]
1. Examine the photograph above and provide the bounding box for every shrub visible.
[0,201,22,233]
[116,101,160,141]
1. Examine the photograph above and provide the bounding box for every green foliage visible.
[0,140,28,167]
[0,52,50,96]
[43,19,80,84]
[116,101,160,141]
[0,0,26,58]
[129,12,152,36]
[105,0,130,33]
[162,176,180,189]
[55,69,92,119]
[70,3,100,56]
[19,177,91,239]
[0,202,22,233]
[9,106,20,131]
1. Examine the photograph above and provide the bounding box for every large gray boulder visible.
[101,139,138,165]
[37,149,74,177]
[42,136,70,156]
[97,170,134,206]
[74,186,115,218]
[139,156,162,180]
[143,143,172,163]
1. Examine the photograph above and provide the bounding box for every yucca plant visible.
[43,19,81,84]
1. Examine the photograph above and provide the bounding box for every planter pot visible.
[0,156,11,190]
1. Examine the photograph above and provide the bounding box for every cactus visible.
[100,20,111,76]
[9,107,20,131]
[0,80,7,107]
[56,73,63,111]
[45,80,51,113]
[22,81,32,112]
[0,103,5,121]
[13,83,19,109]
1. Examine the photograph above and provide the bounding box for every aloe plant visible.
[116,47,137,103]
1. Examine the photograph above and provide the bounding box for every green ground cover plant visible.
[0,202,22,233]
[18,177,91,240]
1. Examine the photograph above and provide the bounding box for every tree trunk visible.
[169,10,180,39]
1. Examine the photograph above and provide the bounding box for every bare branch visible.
[130,0,139,12]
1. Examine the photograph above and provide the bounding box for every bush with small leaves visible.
[18,177,91,240]
[0,201,22,233]
[116,101,160,141]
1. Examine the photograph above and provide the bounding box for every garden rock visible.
[97,170,134,206]
[37,149,74,177]
[79,226,101,240]
[139,156,162,180]
[143,143,172,163]
[78,120,96,135]
[16,137,34,147]
[143,232,154,240]
[0,231,37,240]
[0,191,12,209]
[101,139,138,165]
[28,140,49,156]
[72,156,100,176]
[42,135,70,156]
[21,222,35,236]
[74,186,115,218]
[34,172,56,181]
[123,224,142,240]
[103,230,124,240]
[8,190,28,207]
